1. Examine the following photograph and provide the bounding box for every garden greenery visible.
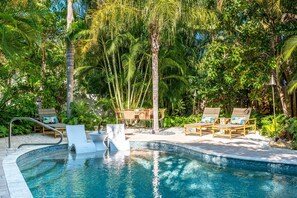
[0,0,296,147]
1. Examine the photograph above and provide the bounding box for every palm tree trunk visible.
[66,0,74,118]
[66,41,74,118]
[102,54,116,110]
[150,20,160,133]
[136,57,149,107]
[275,70,290,117]
[102,37,122,109]
[131,56,145,105]
[140,77,151,108]
[112,50,123,109]
[111,33,123,109]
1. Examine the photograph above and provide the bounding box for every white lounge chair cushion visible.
[230,116,246,125]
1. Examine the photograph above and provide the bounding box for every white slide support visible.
[66,125,97,154]
[107,124,130,151]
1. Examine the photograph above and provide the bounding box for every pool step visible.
[21,161,58,181]
[27,164,65,189]
[19,159,44,172]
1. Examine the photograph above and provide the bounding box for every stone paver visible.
[128,128,297,164]
[1,127,297,198]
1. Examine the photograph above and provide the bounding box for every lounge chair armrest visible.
[247,118,257,125]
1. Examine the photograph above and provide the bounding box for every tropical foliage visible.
[0,0,296,142]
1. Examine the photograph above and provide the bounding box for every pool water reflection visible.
[18,149,297,198]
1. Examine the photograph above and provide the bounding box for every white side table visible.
[89,132,108,151]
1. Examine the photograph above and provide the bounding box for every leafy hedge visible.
[260,114,297,149]
[164,115,202,127]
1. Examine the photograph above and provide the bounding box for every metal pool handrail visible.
[9,117,63,149]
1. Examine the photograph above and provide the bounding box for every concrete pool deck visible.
[1,127,297,197]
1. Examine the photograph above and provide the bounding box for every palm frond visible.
[185,7,219,30]
[0,11,38,57]
[122,54,136,82]
[162,75,188,84]
[75,65,99,79]
[160,58,185,75]
[88,0,139,44]
[144,0,181,34]
[282,35,297,61]
[288,76,297,94]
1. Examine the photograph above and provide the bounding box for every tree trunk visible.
[275,70,290,117]
[66,0,74,118]
[150,20,159,133]
[271,34,290,117]
[40,38,46,108]
[292,91,297,117]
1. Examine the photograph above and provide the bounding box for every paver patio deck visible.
[1,127,297,198]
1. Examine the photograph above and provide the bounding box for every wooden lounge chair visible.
[38,108,66,138]
[212,108,256,139]
[184,107,221,136]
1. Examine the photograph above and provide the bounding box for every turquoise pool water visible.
[18,147,297,198]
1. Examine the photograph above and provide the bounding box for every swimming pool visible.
[17,142,297,198]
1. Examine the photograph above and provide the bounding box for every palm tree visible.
[84,0,216,132]
[143,0,182,133]
[143,0,217,133]
[66,0,74,118]
[76,31,151,110]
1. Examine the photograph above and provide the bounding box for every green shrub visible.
[0,125,8,137]
[172,99,186,116]
[101,116,117,126]
[260,115,285,138]
[164,114,201,127]
[65,101,102,130]
[284,117,297,141]
[0,91,36,137]
[260,114,297,142]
